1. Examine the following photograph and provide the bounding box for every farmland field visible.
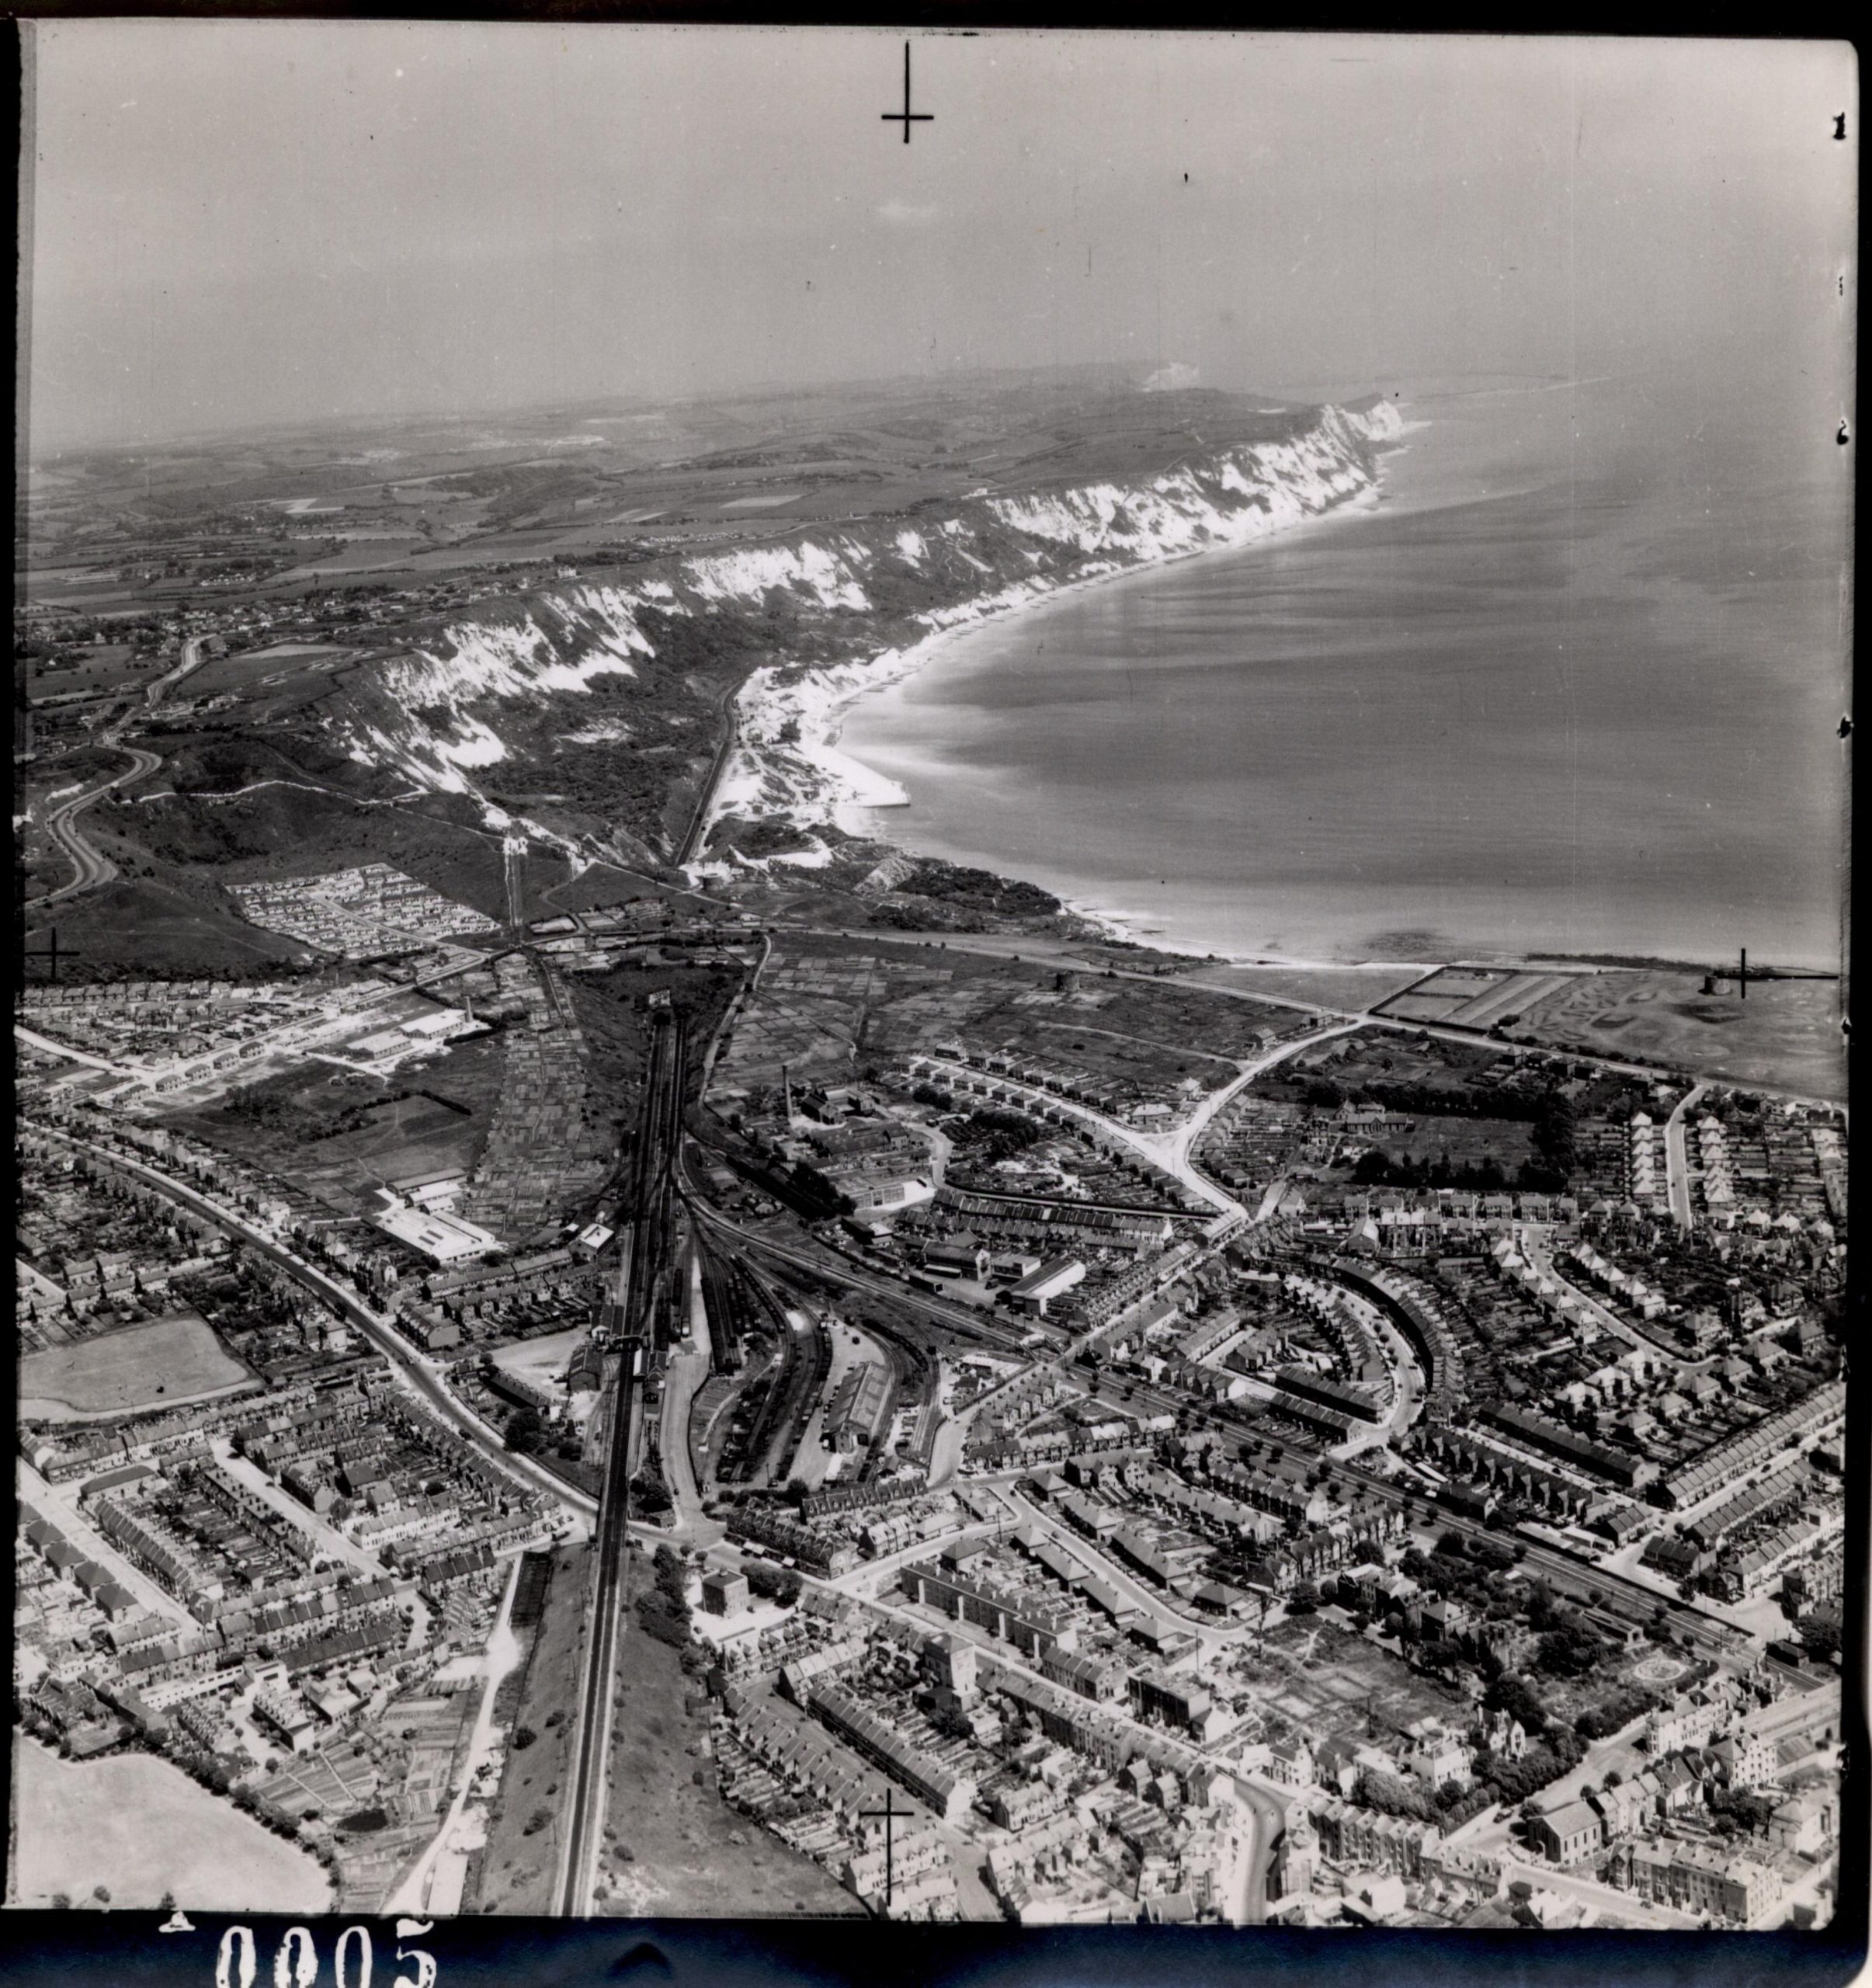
[19,1312,251,1418]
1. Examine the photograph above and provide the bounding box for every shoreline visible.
[825,484,1388,834]
[695,399,1836,986]
[823,479,1439,966]
[698,436,1397,958]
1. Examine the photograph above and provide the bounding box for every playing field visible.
[8,1738,334,1911]
[18,1312,249,1418]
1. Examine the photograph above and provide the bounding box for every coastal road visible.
[556,1006,687,1918]
[1664,1082,1709,1229]
[26,744,164,909]
[676,682,742,871]
[776,922,1842,1110]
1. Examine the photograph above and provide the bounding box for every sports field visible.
[8,1738,333,1911]
[19,1312,249,1418]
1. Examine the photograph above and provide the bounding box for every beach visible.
[696,405,1398,877]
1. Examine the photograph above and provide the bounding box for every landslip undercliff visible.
[319,396,1404,878]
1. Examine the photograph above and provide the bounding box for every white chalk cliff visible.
[321,398,1405,870]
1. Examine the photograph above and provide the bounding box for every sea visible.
[840,372,1849,971]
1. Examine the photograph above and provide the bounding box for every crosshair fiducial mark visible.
[882,40,933,144]
[19,926,79,987]
[859,1786,917,1905]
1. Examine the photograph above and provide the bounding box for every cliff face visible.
[319,398,1403,871]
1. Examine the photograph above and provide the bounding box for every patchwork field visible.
[1245,1618,1471,1746]
[714,933,1302,1096]
[19,1312,250,1417]
[1376,967,1577,1029]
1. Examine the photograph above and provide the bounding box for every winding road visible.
[26,744,164,908]
[1225,1774,1290,1923]
[24,632,203,910]
[1664,1082,1709,1229]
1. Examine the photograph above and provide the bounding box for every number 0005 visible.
[214,1920,436,1988]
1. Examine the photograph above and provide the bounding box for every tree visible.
[1485,1671,1549,1737]
[504,1407,547,1455]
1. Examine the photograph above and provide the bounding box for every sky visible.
[20,25,1857,452]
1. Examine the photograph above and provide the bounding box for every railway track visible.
[554,1005,686,1917]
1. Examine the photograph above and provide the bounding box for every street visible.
[1664,1083,1710,1229]
[25,745,164,909]
[27,1121,596,1523]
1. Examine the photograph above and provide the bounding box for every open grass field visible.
[7,1738,334,1912]
[19,1312,250,1418]
[1517,971,1846,1102]
[25,876,314,980]
[1181,962,1429,1013]
[23,642,154,700]
[596,1607,863,1919]
[182,646,353,700]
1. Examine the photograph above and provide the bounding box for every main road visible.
[23,1117,596,1522]
[143,632,210,707]
[25,632,206,910]
[26,743,164,909]
[775,921,1842,1112]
